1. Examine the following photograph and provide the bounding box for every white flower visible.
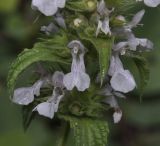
[12,79,45,105]
[32,0,66,16]
[97,0,113,16]
[33,102,55,119]
[33,71,65,119]
[63,40,90,91]
[100,84,126,98]
[113,37,153,53]
[108,55,123,76]
[96,17,111,36]
[113,10,153,53]
[108,54,136,93]
[126,9,145,30]
[33,87,64,119]
[105,96,123,123]
[110,70,136,93]
[102,85,124,124]
[113,110,122,124]
[12,87,34,105]
[113,10,145,38]
[137,0,160,7]
[96,0,112,36]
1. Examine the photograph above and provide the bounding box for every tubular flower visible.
[12,79,48,105]
[33,71,65,119]
[33,87,64,119]
[108,54,136,93]
[63,40,90,91]
[96,0,112,36]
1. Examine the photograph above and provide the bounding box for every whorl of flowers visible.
[8,0,159,145]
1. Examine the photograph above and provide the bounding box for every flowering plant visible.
[7,0,160,145]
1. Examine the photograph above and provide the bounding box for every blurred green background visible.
[0,1,160,146]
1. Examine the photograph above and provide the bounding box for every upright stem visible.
[57,122,70,146]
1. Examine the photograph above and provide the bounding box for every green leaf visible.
[7,36,70,95]
[38,31,69,48]
[59,115,109,146]
[126,51,150,97]
[66,0,97,12]
[105,0,137,12]
[22,102,37,132]
[78,28,113,85]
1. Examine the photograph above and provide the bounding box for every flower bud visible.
[74,18,83,27]
[87,0,97,11]
[111,15,126,27]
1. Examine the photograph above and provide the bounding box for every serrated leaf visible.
[78,28,113,85]
[38,30,69,48]
[7,38,70,95]
[126,51,150,97]
[106,0,137,12]
[59,115,109,146]
[66,0,97,12]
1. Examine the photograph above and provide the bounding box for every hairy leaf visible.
[106,0,137,12]
[59,115,109,146]
[7,38,70,95]
[126,51,150,97]
[66,0,97,12]
[78,28,113,85]
[38,31,69,48]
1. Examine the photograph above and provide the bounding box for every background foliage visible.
[0,1,160,146]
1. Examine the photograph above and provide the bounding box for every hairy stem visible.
[57,122,70,146]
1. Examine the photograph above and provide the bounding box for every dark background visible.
[0,1,160,146]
